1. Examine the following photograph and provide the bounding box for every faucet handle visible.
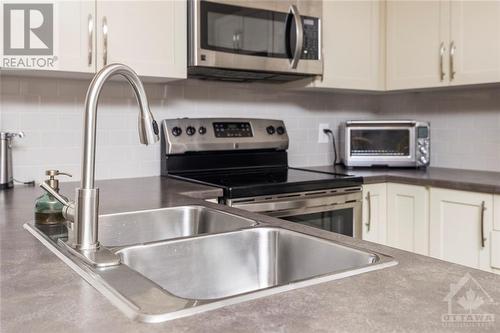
[40,182,75,221]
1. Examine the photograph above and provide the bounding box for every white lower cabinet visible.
[494,195,500,231]
[363,183,498,274]
[387,183,429,255]
[429,188,493,272]
[491,231,500,270]
[361,183,387,244]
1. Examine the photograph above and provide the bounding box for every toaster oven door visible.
[346,126,416,167]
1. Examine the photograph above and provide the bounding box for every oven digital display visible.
[213,122,253,138]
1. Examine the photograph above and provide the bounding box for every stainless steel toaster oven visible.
[340,120,430,168]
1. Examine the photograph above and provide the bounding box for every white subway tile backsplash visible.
[2,77,500,183]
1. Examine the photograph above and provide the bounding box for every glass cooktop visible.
[171,167,363,199]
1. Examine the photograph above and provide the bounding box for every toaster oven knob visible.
[266,126,276,135]
[419,156,429,165]
[172,126,182,137]
[276,126,286,135]
[419,146,428,155]
[186,126,196,136]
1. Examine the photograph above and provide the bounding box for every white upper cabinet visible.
[386,183,429,255]
[55,1,96,73]
[362,183,388,244]
[95,0,186,80]
[429,188,493,272]
[0,1,96,73]
[309,0,384,90]
[449,1,500,86]
[386,0,450,90]
[1,0,186,80]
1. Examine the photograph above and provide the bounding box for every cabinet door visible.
[0,1,95,73]
[494,195,500,231]
[387,183,429,255]
[429,188,493,271]
[55,1,96,73]
[491,231,500,271]
[450,1,500,85]
[96,0,186,80]
[362,183,387,244]
[311,0,384,90]
[386,0,450,90]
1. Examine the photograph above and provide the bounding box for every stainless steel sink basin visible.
[98,205,257,247]
[119,227,380,300]
[25,205,397,323]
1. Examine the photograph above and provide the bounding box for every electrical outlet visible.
[318,123,330,143]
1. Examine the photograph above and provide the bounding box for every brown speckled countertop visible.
[307,165,500,194]
[2,176,500,332]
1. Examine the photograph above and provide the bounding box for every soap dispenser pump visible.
[34,170,72,225]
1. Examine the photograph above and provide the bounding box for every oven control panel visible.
[213,122,253,138]
[162,118,289,154]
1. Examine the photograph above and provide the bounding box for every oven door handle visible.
[231,192,361,214]
[267,201,361,219]
[285,5,304,69]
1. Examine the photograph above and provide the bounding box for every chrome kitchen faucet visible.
[40,63,159,266]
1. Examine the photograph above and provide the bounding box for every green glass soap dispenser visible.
[34,170,72,225]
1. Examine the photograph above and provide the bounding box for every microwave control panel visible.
[302,16,320,60]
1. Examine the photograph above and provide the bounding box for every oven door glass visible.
[350,129,410,156]
[280,208,354,237]
[200,1,297,59]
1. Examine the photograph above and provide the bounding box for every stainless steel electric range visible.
[161,118,363,238]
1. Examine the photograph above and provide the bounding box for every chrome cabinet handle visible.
[480,201,486,248]
[365,191,372,232]
[439,42,446,81]
[289,5,303,69]
[450,41,456,81]
[102,17,108,66]
[87,14,93,66]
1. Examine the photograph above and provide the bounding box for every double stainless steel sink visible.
[98,205,257,247]
[25,205,396,323]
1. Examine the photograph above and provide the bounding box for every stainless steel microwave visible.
[188,0,323,82]
[340,120,431,168]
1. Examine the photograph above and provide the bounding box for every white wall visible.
[1,76,500,183]
[0,76,376,182]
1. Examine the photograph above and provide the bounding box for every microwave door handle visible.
[288,5,303,69]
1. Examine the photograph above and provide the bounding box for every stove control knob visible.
[198,126,207,135]
[266,126,276,135]
[172,126,182,137]
[186,126,196,136]
[276,126,286,135]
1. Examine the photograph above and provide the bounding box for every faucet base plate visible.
[58,239,121,268]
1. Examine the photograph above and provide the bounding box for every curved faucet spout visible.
[82,63,159,190]
[66,63,160,253]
